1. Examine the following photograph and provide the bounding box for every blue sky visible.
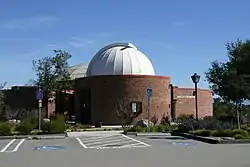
[0,0,249,89]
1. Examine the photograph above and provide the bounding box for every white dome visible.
[86,42,155,76]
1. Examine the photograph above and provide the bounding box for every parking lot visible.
[0,133,249,167]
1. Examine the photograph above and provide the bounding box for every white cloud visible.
[2,16,58,29]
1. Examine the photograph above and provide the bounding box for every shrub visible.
[0,122,13,136]
[15,120,33,135]
[233,134,245,139]
[48,115,66,134]
[211,130,233,137]
[41,121,51,133]
[28,117,39,129]
[246,127,250,134]
[232,129,249,138]
[151,115,158,125]
[191,129,212,137]
[127,126,145,132]
[160,114,170,124]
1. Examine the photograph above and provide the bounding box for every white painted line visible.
[84,138,131,145]
[79,135,120,142]
[120,142,142,148]
[12,139,25,152]
[89,139,136,148]
[0,139,16,152]
[82,137,128,145]
[76,137,87,148]
[122,134,151,147]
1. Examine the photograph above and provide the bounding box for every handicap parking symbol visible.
[172,142,196,147]
[34,145,65,151]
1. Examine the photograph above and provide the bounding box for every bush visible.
[48,115,66,134]
[176,117,237,133]
[15,120,33,135]
[233,134,245,139]
[191,129,212,137]
[0,122,13,136]
[211,130,233,137]
[246,127,250,134]
[127,126,145,132]
[41,121,51,133]
[231,129,249,138]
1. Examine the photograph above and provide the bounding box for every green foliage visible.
[231,129,249,138]
[32,50,73,99]
[176,117,237,133]
[211,130,233,137]
[15,120,33,135]
[0,82,9,121]
[205,39,250,102]
[125,124,175,133]
[191,129,212,137]
[0,122,12,136]
[233,134,245,139]
[47,115,66,134]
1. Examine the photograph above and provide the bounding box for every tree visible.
[205,39,250,128]
[115,99,136,129]
[0,82,9,121]
[32,50,73,115]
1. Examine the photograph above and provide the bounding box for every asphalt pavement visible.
[0,132,249,167]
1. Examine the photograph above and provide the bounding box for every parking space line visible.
[82,137,130,145]
[76,133,151,149]
[79,135,122,142]
[12,139,25,152]
[120,142,142,148]
[76,137,87,148]
[0,139,26,153]
[122,134,151,147]
[91,140,136,148]
[0,139,16,152]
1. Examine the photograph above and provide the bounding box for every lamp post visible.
[191,73,200,120]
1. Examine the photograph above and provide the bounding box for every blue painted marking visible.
[36,88,43,100]
[34,146,65,151]
[172,142,196,147]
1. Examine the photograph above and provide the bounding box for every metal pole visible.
[195,83,198,120]
[147,98,150,132]
[38,100,42,131]
[38,107,41,131]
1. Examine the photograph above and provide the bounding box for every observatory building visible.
[67,42,213,125]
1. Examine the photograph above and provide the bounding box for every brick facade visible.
[75,75,171,125]
[4,76,213,124]
[173,87,213,118]
[75,75,213,125]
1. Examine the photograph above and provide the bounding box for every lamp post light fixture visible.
[191,73,201,120]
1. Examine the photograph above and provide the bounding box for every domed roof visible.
[86,42,155,76]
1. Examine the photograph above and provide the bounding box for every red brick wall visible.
[173,87,213,118]
[76,75,171,125]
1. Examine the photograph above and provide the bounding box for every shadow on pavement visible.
[147,136,188,140]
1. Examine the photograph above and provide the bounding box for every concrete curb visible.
[136,133,172,137]
[170,132,219,144]
[123,132,172,136]
[0,134,67,140]
[170,132,250,144]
